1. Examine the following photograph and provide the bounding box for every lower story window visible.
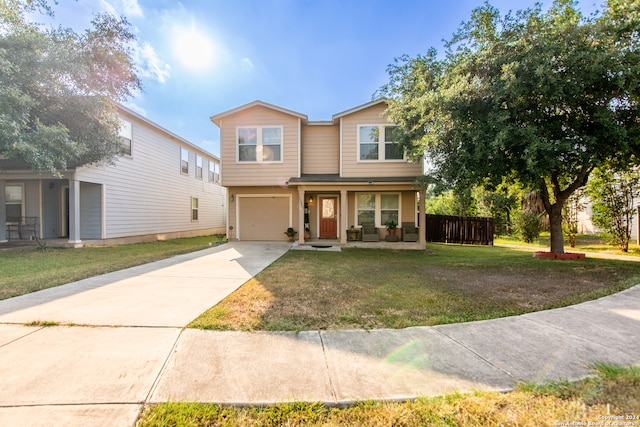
[380,194,399,225]
[5,184,24,219]
[357,194,375,225]
[191,197,199,221]
[356,193,399,227]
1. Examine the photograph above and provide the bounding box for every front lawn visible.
[0,235,226,300]
[189,244,640,331]
[495,232,640,257]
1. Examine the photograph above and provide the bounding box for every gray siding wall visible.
[41,182,61,238]
[80,182,102,239]
[74,112,226,239]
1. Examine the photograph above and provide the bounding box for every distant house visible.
[210,99,426,244]
[1,104,226,246]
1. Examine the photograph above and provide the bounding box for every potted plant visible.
[284,227,297,242]
[304,227,311,239]
[385,220,397,236]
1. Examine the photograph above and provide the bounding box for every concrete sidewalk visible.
[0,242,639,426]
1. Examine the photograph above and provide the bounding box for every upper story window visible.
[181,147,189,174]
[196,155,203,179]
[208,160,220,182]
[118,118,132,156]
[237,126,282,162]
[358,125,403,161]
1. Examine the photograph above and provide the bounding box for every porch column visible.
[297,187,305,245]
[68,179,82,245]
[0,180,6,242]
[340,190,348,245]
[419,188,427,246]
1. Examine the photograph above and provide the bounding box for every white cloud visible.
[240,57,254,72]
[122,101,147,117]
[121,0,143,18]
[99,0,143,18]
[133,41,171,84]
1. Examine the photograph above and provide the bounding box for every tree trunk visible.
[548,204,565,254]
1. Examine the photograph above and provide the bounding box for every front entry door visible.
[319,197,338,238]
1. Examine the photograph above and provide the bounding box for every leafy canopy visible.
[379,0,640,253]
[0,0,141,175]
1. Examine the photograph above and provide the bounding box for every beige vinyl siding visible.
[74,112,225,239]
[301,124,339,174]
[341,103,422,178]
[401,191,418,223]
[220,106,300,187]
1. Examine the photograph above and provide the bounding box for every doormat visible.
[312,245,332,248]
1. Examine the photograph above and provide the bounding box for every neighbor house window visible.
[208,160,220,182]
[237,126,282,162]
[191,197,199,221]
[358,125,403,161]
[196,155,203,179]
[5,184,24,220]
[356,193,400,227]
[181,148,189,174]
[118,118,132,156]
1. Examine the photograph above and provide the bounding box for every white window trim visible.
[357,124,405,162]
[208,160,220,183]
[191,197,199,221]
[181,147,189,175]
[236,125,284,164]
[354,192,402,228]
[196,155,203,180]
[5,183,25,221]
[118,118,133,157]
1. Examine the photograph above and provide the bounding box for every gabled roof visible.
[117,104,219,160]
[210,100,308,126]
[331,98,388,123]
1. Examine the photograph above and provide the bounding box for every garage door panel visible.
[239,197,289,240]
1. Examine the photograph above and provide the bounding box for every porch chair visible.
[401,222,419,242]
[361,222,379,242]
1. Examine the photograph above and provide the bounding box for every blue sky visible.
[40,0,600,157]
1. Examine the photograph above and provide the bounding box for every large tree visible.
[0,0,141,175]
[379,0,640,254]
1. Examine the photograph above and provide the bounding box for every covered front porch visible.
[289,175,426,247]
[1,172,101,246]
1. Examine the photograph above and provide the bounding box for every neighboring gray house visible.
[1,105,226,247]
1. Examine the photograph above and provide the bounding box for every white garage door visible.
[238,196,290,241]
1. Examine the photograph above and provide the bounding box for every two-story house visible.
[1,104,226,247]
[210,99,426,245]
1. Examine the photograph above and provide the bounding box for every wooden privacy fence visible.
[425,214,494,245]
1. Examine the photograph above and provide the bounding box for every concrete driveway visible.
[0,242,291,426]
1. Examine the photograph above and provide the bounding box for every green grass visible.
[189,244,640,331]
[0,235,227,300]
[495,232,640,256]
[136,364,640,427]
